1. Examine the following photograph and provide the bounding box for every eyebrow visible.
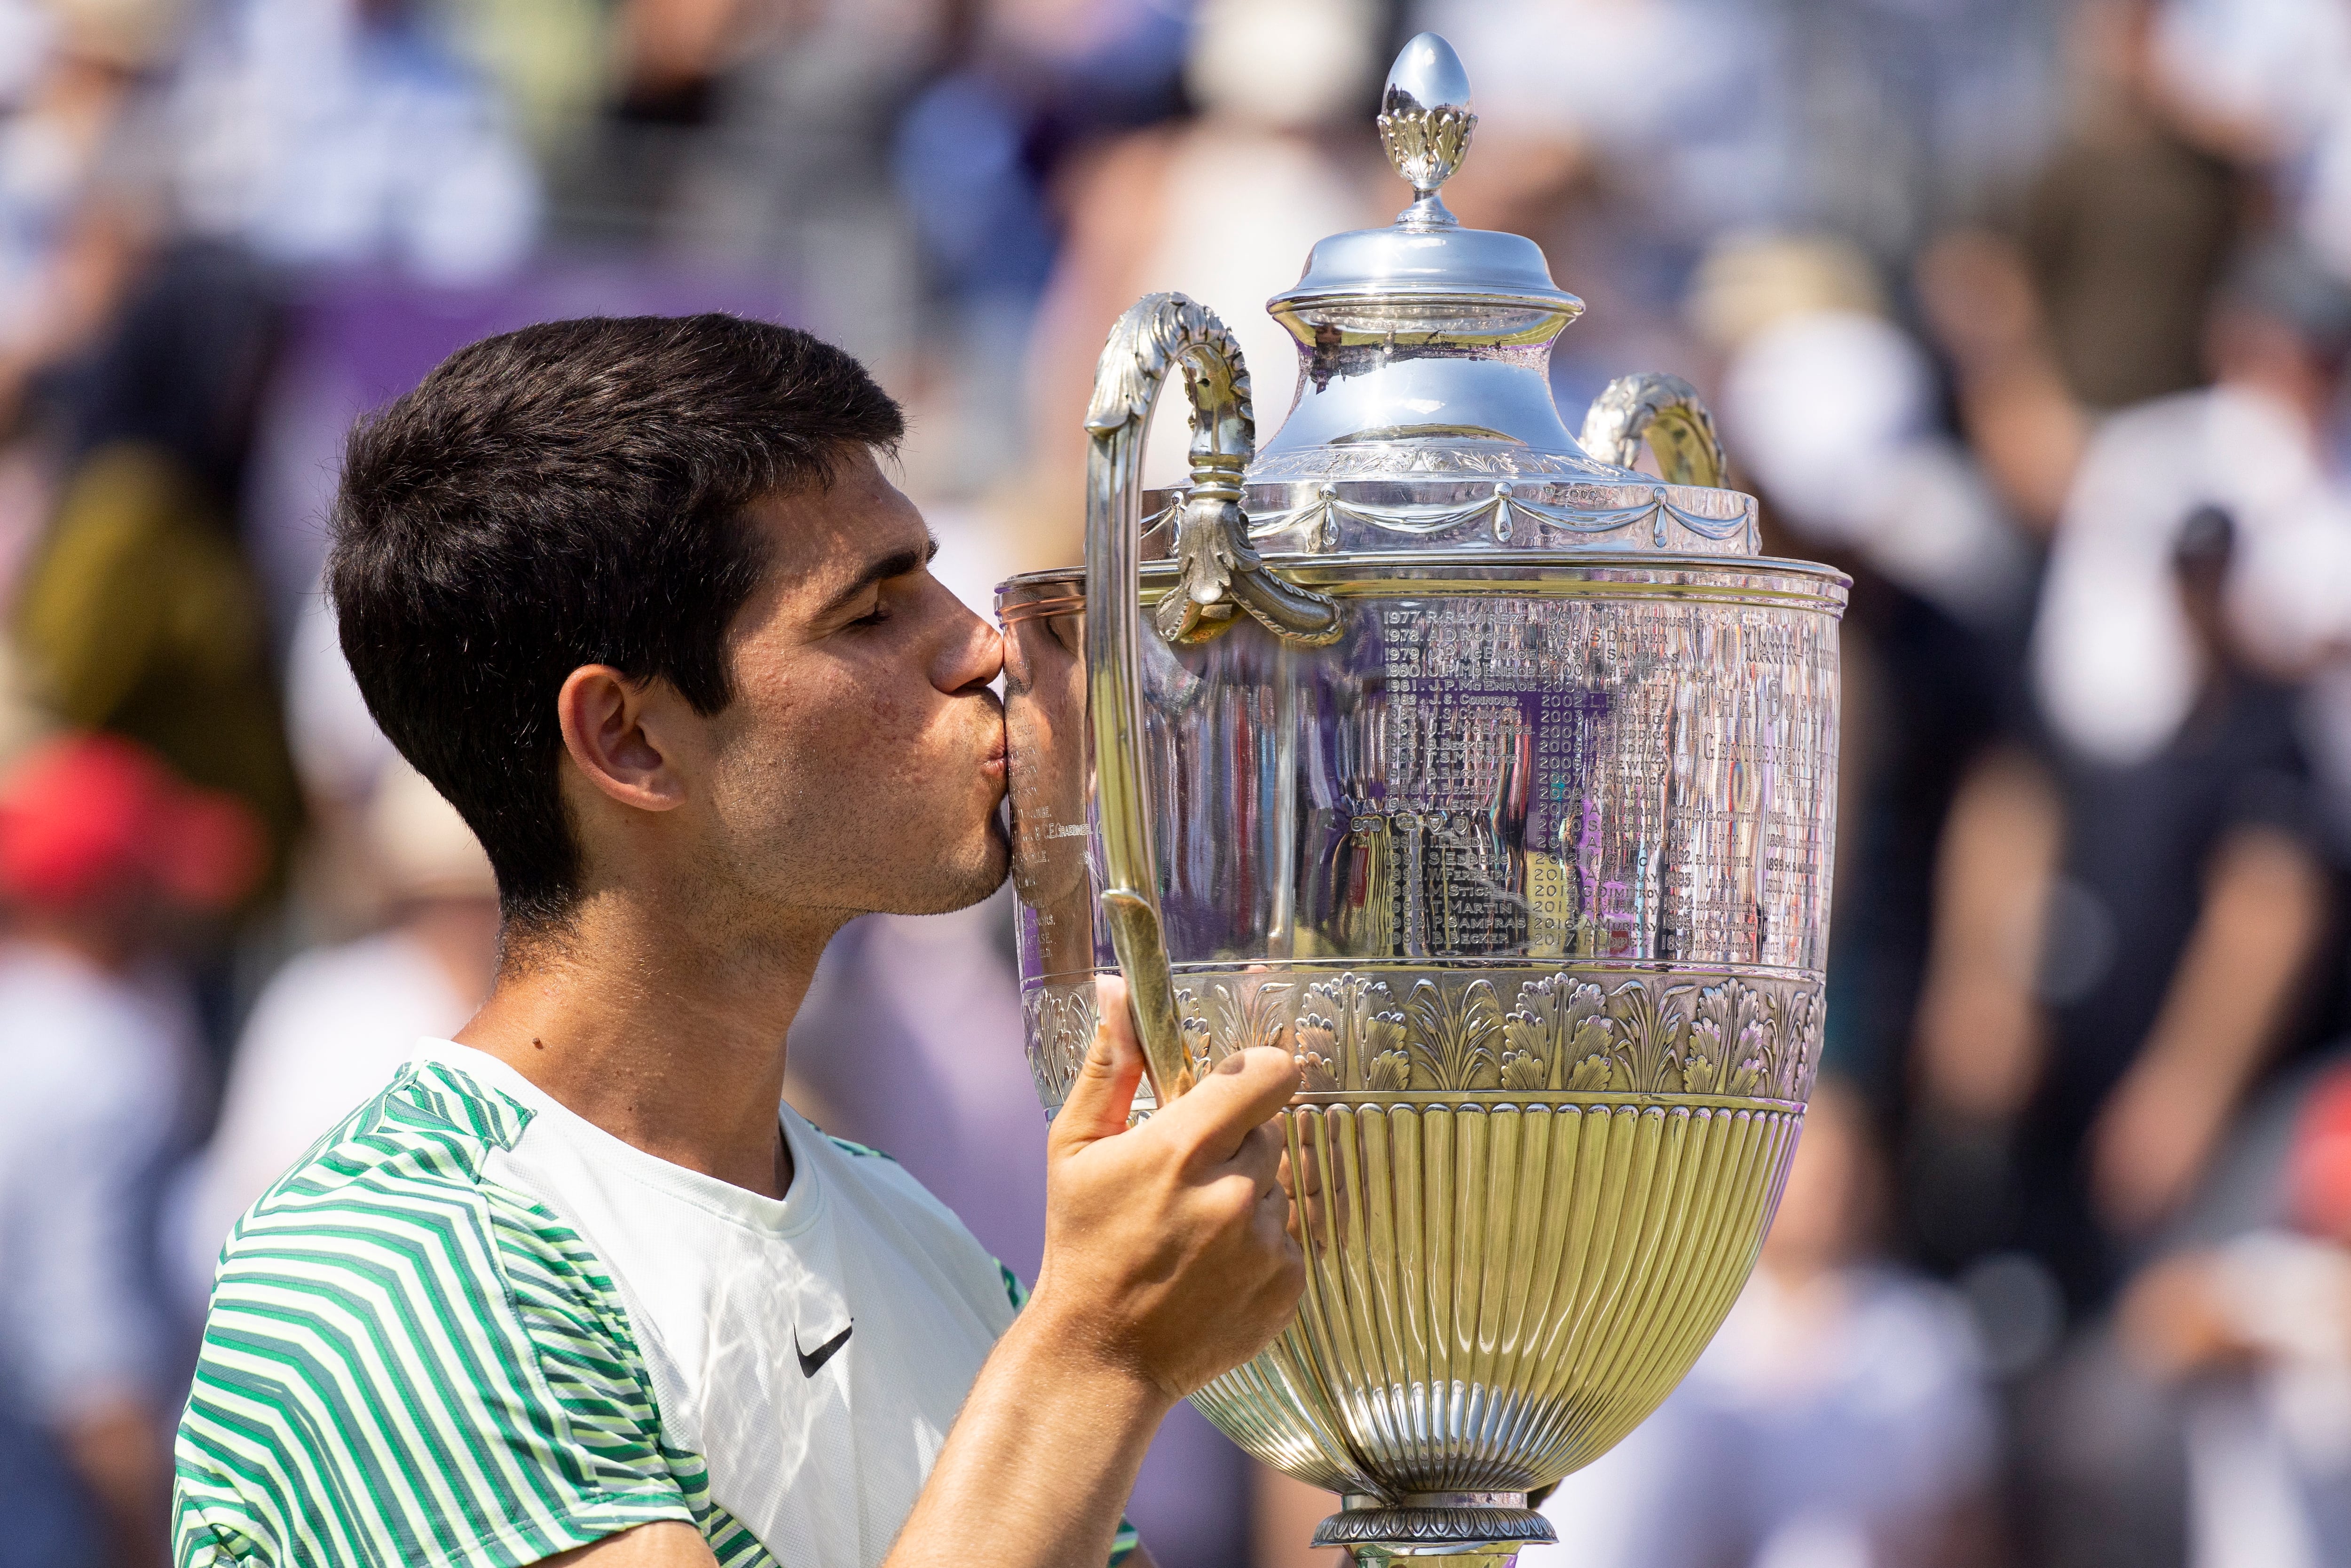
[813,530,940,621]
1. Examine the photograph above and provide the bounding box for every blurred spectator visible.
[0,732,258,1568]
[1915,228,2093,536]
[1529,1082,1998,1568]
[172,760,494,1305]
[166,0,539,283]
[2032,247,2351,769]
[11,245,301,886]
[2022,0,2251,412]
[886,0,1194,497]
[1705,232,2029,630]
[2021,1050,2351,1568]
[1916,506,2335,1316]
[603,0,935,385]
[2147,0,2350,177]
[0,0,180,428]
[1025,0,1386,553]
[2114,1060,2351,1567]
[1909,245,2351,1320]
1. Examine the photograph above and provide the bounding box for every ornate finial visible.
[1377,33,1475,220]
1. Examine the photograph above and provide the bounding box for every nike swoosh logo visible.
[796,1322,852,1378]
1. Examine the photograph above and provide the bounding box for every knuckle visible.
[1170,1120,1222,1168]
[1209,1180,1260,1229]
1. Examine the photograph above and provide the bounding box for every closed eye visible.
[817,534,943,629]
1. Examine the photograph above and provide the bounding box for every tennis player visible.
[172,315,1303,1568]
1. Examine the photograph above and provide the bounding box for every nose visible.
[934,582,1004,694]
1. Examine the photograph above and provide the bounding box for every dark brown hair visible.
[329,314,903,928]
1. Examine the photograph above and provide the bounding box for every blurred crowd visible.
[0,0,2349,1563]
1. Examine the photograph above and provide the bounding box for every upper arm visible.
[544,1521,721,1567]
[174,1176,695,1568]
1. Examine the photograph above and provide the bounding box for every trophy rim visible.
[996,549,1852,607]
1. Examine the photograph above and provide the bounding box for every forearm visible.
[1914,746,2061,1116]
[887,1308,1171,1568]
[2091,827,2331,1229]
[2139,827,2326,1100]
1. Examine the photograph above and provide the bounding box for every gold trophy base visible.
[1312,1492,1554,1568]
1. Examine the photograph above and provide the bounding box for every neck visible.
[454,891,837,1199]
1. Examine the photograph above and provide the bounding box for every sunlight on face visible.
[698,448,1010,929]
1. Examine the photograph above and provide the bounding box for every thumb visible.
[1050,974,1144,1152]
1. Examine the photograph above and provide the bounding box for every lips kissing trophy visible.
[997,33,1846,1568]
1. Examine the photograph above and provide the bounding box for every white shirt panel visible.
[415,1042,1017,1568]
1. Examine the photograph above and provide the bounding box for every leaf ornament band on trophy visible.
[1001,30,1847,1568]
[1017,969,1821,1110]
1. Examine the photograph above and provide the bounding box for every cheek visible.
[756,678,923,797]
[728,648,960,810]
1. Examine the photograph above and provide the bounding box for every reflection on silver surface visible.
[1578,371,1728,490]
[1005,562,1841,988]
[1005,28,1848,1568]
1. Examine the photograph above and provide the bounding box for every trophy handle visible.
[1082,293,1341,1102]
[1578,371,1728,489]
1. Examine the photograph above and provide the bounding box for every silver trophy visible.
[999,33,1845,1568]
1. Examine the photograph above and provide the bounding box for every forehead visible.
[745,446,927,591]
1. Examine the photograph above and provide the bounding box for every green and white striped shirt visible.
[174,1048,1140,1568]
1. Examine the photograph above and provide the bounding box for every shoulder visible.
[230,1057,527,1227]
[196,1062,554,1427]
[179,1062,696,1568]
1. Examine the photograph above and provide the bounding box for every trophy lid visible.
[1223,32,1758,559]
[1270,34,1578,319]
[1247,32,1606,486]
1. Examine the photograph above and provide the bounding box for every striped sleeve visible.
[174,1074,695,1568]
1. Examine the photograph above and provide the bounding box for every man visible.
[172,315,1305,1568]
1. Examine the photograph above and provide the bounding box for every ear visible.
[555,665,690,814]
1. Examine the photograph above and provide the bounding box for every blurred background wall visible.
[3,0,2351,1564]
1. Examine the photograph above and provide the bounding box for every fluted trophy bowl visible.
[1002,34,1843,1567]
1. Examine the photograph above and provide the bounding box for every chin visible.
[891,823,1011,917]
[956,823,1015,909]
